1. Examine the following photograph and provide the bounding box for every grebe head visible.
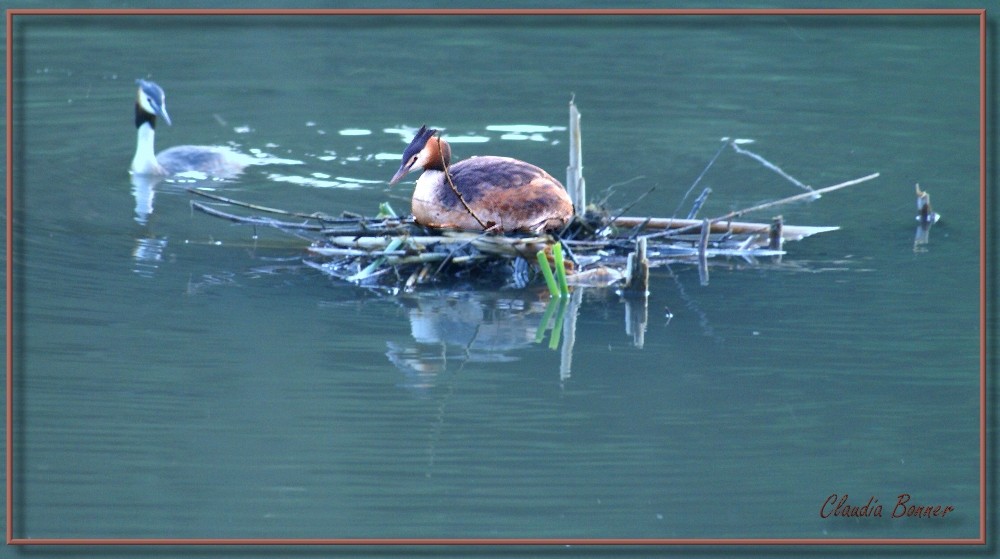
[389,125,450,185]
[135,79,172,128]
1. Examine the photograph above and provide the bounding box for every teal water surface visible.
[7,10,982,544]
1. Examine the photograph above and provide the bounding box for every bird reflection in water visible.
[130,173,169,278]
[386,291,553,393]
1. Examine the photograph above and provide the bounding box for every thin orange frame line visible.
[978,8,988,547]
[2,537,987,546]
[5,5,15,548]
[4,7,988,547]
[2,7,989,16]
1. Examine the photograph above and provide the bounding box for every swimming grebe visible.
[389,126,574,233]
[130,79,256,178]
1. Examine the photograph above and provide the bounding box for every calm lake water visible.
[5,7,984,552]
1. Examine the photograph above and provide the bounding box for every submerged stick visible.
[191,201,329,231]
[697,219,710,286]
[188,189,344,222]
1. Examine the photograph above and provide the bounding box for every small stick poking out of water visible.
[768,215,784,251]
[914,183,940,253]
[624,236,649,296]
[567,97,586,210]
[915,183,941,224]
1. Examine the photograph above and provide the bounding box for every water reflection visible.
[386,290,548,392]
[384,286,647,392]
[129,171,227,224]
[130,173,169,278]
[132,235,168,279]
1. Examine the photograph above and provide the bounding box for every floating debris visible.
[915,183,941,225]
[914,183,941,252]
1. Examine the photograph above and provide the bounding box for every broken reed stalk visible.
[624,236,649,296]
[536,250,562,298]
[438,135,490,231]
[552,242,570,296]
[567,98,586,210]
[915,183,940,224]
[348,237,404,281]
[768,215,784,251]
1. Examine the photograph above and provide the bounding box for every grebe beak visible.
[157,105,173,127]
[145,94,172,126]
[389,163,410,186]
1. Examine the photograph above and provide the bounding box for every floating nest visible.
[188,100,881,296]
[189,180,869,296]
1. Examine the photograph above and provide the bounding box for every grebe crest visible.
[130,79,256,179]
[389,125,574,233]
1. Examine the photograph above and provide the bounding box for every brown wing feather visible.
[415,156,573,232]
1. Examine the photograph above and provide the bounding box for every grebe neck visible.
[131,121,165,175]
[424,137,452,171]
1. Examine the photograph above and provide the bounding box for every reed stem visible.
[553,242,570,296]
[536,250,561,299]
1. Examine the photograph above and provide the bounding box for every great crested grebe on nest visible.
[389,125,575,234]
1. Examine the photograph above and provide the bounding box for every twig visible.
[596,184,657,236]
[672,139,728,218]
[730,141,816,195]
[709,172,878,222]
[686,187,712,219]
[636,172,878,240]
[438,135,490,231]
[432,232,488,278]
[593,175,647,208]
[188,188,346,223]
[190,201,329,231]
